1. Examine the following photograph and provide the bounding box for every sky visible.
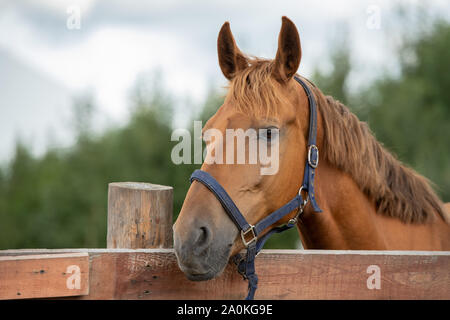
[0,0,449,163]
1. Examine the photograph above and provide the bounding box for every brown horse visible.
[173,16,450,282]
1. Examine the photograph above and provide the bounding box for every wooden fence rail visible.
[1,249,449,300]
[0,182,449,300]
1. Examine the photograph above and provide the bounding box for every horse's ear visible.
[217,22,248,80]
[273,16,302,83]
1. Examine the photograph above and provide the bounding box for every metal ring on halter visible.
[298,186,308,206]
[288,188,309,225]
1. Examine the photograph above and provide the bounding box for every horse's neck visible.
[297,160,450,250]
[297,162,387,250]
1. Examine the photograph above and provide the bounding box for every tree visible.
[361,20,450,203]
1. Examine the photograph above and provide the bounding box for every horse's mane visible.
[315,88,447,224]
[227,57,448,224]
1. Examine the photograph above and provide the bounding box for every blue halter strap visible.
[189,76,322,300]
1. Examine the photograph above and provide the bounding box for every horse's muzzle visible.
[173,219,234,281]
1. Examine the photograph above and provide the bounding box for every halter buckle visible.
[308,144,319,168]
[241,225,257,248]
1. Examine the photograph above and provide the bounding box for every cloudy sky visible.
[0,0,449,163]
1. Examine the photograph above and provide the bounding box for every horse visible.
[173,16,450,284]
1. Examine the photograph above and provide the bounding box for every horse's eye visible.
[259,127,279,142]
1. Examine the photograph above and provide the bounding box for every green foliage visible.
[0,79,191,248]
[0,18,449,250]
[198,88,226,123]
[312,19,450,205]
[312,40,352,105]
[359,20,450,202]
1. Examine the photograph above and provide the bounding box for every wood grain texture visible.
[0,253,89,300]
[2,249,448,300]
[107,182,173,249]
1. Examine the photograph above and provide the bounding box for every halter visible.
[189,76,322,300]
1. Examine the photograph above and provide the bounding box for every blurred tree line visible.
[0,18,449,250]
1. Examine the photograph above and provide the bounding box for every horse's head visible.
[173,17,314,281]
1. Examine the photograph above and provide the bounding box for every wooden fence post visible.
[107,182,173,249]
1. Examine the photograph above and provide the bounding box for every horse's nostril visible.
[198,226,209,244]
[193,226,211,254]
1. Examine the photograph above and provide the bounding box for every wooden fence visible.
[0,182,449,300]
